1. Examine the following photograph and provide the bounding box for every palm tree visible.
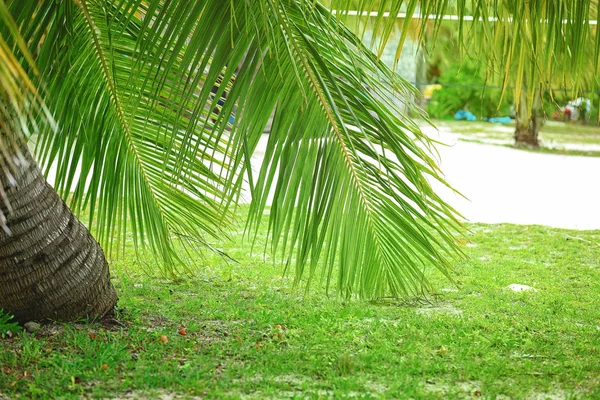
[0,0,597,322]
[434,1,599,146]
[0,3,118,322]
[344,1,599,146]
[0,5,117,322]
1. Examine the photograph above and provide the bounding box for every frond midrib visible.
[274,3,393,285]
[75,0,171,245]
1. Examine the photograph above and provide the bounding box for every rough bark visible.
[514,87,542,147]
[514,120,540,146]
[0,145,117,323]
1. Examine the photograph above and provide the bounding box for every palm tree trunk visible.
[514,87,542,147]
[0,145,117,323]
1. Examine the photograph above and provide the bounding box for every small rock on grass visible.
[508,284,538,293]
[23,321,41,333]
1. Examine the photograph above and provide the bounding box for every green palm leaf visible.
[241,1,463,298]
[13,0,256,272]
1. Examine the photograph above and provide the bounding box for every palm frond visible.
[237,0,463,298]
[0,0,53,233]
[9,0,466,298]
[10,0,263,271]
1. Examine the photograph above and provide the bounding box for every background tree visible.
[333,1,599,146]
[431,2,599,146]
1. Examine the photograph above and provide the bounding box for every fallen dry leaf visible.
[158,335,169,344]
[434,345,449,356]
[178,328,187,336]
[101,364,109,371]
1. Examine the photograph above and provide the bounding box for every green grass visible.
[432,120,600,156]
[2,220,600,399]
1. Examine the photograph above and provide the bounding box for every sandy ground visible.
[422,124,600,230]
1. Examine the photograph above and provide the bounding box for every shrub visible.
[426,62,513,120]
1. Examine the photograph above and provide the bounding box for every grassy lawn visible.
[431,120,600,156]
[2,218,600,399]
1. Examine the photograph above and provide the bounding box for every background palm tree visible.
[432,1,599,146]
[334,1,599,145]
[0,0,597,321]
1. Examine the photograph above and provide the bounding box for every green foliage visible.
[426,62,513,119]
[0,309,21,338]
[326,0,599,102]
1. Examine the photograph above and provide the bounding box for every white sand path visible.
[424,125,600,230]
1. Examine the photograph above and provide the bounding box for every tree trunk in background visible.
[514,87,542,147]
[0,146,117,323]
